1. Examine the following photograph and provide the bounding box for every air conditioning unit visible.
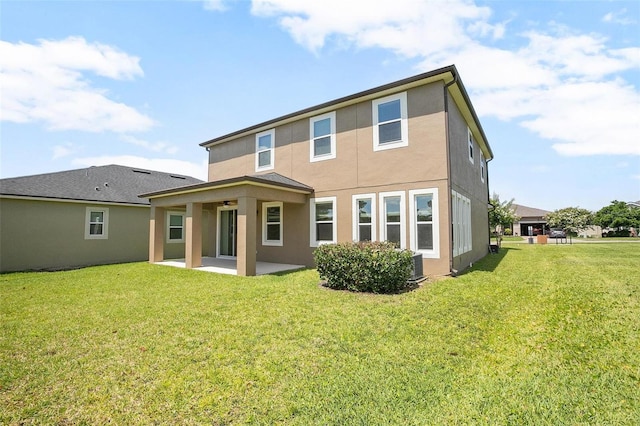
[408,252,425,283]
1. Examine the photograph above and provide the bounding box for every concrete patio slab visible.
[156,256,305,276]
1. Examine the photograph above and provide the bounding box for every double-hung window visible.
[373,92,408,151]
[409,189,440,258]
[255,129,275,171]
[480,152,486,183]
[85,207,108,239]
[379,191,405,248]
[468,128,475,164]
[310,197,336,247]
[262,202,283,246]
[352,194,376,242]
[310,112,336,162]
[452,190,472,256]
[167,212,185,243]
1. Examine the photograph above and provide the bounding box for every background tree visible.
[489,193,520,244]
[545,207,593,236]
[594,201,640,235]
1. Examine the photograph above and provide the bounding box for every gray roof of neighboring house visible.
[139,172,313,199]
[0,165,204,205]
[512,204,550,219]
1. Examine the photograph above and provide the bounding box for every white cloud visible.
[72,155,208,181]
[120,135,179,155]
[603,8,635,25]
[0,37,155,133]
[52,142,78,159]
[248,0,640,157]
[203,0,231,11]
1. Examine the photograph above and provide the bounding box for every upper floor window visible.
[255,129,275,171]
[373,92,408,151]
[167,211,185,243]
[480,152,486,183]
[262,202,283,246]
[409,189,440,258]
[310,112,336,162]
[379,191,406,248]
[352,194,376,242]
[85,207,109,239]
[310,197,336,247]
[468,128,474,164]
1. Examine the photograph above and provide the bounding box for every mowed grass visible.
[1,244,639,424]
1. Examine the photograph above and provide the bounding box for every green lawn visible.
[1,244,639,424]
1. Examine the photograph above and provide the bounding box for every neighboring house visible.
[141,65,494,276]
[510,204,550,236]
[0,165,203,272]
[628,200,640,209]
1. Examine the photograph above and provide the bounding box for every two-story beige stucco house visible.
[141,65,494,277]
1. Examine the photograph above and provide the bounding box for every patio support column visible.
[149,206,165,263]
[185,202,202,269]
[237,196,257,276]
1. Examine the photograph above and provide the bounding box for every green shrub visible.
[504,228,513,236]
[313,241,414,294]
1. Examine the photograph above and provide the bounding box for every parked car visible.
[550,228,566,238]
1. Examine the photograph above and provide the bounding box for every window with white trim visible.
[167,212,185,243]
[310,111,336,162]
[262,202,283,246]
[379,191,406,248]
[85,207,109,239]
[480,152,486,183]
[452,190,472,256]
[310,197,336,247]
[468,128,474,164]
[255,129,275,171]
[409,189,440,258]
[373,92,408,151]
[352,194,376,242]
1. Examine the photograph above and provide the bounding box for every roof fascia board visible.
[201,67,456,148]
[0,194,149,207]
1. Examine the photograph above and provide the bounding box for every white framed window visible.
[352,194,376,242]
[373,92,408,151]
[468,128,475,164]
[85,207,109,239]
[255,129,275,171]
[452,190,472,256]
[409,189,440,258]
[310,111,336,162]
[167,211,185,243]
[480,152,486,183]
[262,201,283,246]
[310,196,336,247]
[379,191,406,248]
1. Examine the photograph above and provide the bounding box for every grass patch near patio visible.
[2,244,639,424]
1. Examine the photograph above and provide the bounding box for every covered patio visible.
[139,173,314,276]
[156,257,305,275]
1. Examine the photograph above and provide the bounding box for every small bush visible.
[313,241,414,294]
[504,228,513,236]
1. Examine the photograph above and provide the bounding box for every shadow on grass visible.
[458,246,517,275]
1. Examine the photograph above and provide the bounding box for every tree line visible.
[489,196,640,238]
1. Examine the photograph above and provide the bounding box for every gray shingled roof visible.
[139,172,313,199]
[512,204,550,218]
[0,165,203,205]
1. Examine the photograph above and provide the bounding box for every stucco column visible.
[149,206,165,263]
[185,202,203,269]
[237,196,257,276]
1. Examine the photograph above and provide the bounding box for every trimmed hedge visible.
[313,241,414,294]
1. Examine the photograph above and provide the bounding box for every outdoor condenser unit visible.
[408,252,425,283]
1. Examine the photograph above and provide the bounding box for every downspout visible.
[486,157,493,247]
[443,72,458,276]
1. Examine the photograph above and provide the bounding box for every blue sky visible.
[1,0,638,211]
